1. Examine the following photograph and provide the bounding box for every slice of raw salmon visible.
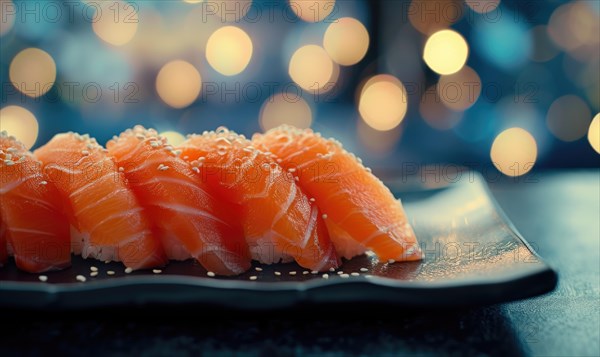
[253,125,422,262]
[106,126,251,275]
[0,131,70,272]
[34,132,166,270]
[178,127,339,271]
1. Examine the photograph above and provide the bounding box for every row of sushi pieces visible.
[0,125,422,275]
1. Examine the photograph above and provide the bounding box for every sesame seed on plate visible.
[207,271,216,277]
[388,259,396,264]
[337,271,343,275]
[322,274,329,279]
[90,271,98,277]
[365,275,374,278]
[360,268,368,272]
[289,271,297,276]
[90,266,98,272]
[351,272,360,277]
[249,276,257,281]
[38,275,48,282]
[329,267,335,272]
[274,271,281,276]
[107,270,115,275]
[303,271,309,275]
[255,267,263,272]
[125,267,133,274]
[311,271,318,275]
[76,275,86,282]
[340,274,350,278]
[152,269,162,274]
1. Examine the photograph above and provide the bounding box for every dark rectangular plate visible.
[0,172,557,309]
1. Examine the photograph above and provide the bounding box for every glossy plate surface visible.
[0,173,557,309]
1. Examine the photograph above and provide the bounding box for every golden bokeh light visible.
[0,106,39,150]
[358,75,408,131]
[437,66,481,111]
[408,0,462,35]
[588,114,600,154]
[323,17,369,66]
[465,0,500,14]
[423,30,469,75]
[9,48,56,98]
[289,45,334,92]
[156,60,202,109]
[92,0,138,46]
[259,93,312,131]
[289,0,335,23]
[548,1,599,53]
[420,85,463,130]
[546,95,591,142]
[357,116,403,154]
[0,0,15,36]
[206,26,253,76]
[160,131,187,146]
[491,128,538,177]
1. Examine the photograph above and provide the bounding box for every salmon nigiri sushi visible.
[1,131,70,272]
[34,132,167,270]
[253,125,422,262]
[178,127,339,272]
[107,126,251,276]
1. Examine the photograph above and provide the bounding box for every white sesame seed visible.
[289,271,297,276]
[118,167,124,172]
[360,268,368,272]
[254,267,263,272]
[152,269,162,274]
[351,272,360,277]
[388,259,396,264]
[337,271,344,275]
[329,267,335,272]
[90,271,98,277]
[40,181,48,185]
[340,274,350,278]
[288,168,296,173]
[311,270,319,275]
[107,270,115,275]
[309,198,316,202]
[81,150,90,156]
[322,274,329,279]
[192,167,200,174]
[38,275,48,282]
[274,271,281,276]
[365,275,374,278]
[303,271,309,275]
[183,156,189,160]
[104,260,110,264]
[249,276,257,281]
[90,266,98,272]
[125,267,133,274]
[207,271,216,277]
[322,214,328,219]
[76,275,86,282]
[4,160,15,166]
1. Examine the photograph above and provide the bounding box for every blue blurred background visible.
[1,0,598,177]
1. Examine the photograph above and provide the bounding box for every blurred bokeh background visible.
[0,0,598,177]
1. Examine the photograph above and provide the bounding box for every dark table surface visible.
[1,170,599,357]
